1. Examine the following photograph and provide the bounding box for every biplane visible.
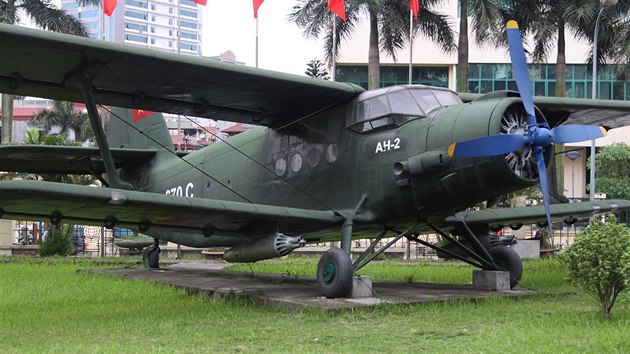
[1,21,630,297]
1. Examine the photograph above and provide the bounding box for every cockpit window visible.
[410,90,440,113]
[347,86,462,133]
[389,89,424,115]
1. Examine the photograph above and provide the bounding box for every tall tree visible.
[290,0,455,90]
[305,58,330,79]
[0,0,94,144]
[30,101,93,142]
[456,0,502,93]
[506,0,630,98]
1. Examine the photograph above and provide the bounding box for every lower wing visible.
[446,200,630,228]
[0,180,343,238]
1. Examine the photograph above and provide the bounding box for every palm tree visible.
[30,101,93,142]
[455,0,502,92]
[1,0,95,144]
[289,0,455,90]
[506,0,630,98]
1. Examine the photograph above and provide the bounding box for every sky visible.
[201,1,327,76]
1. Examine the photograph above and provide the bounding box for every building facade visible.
[61,0,203,56]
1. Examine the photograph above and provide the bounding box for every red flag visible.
[103,0,117,16]
[410,0,419,19]
[253,0,264,18]
[191,0,207,5]
[132,109,154,122]
[328,0,346,22]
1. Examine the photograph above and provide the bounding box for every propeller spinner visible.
[447,20,607,236]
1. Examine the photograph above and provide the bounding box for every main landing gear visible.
[142,238,161,269]
[315,220,524,298]
[317,248,354,298]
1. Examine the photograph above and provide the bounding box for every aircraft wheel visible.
[489,246,522,288]
[142,245,160,269]
[317,247,353,298]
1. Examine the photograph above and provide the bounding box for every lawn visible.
[0,256,629,353]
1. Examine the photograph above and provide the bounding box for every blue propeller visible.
[448,20,607,236]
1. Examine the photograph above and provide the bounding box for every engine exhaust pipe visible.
[224,234,306,263]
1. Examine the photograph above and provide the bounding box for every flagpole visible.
[408,9,413,85]
[331,14,336,81]
[255,17,259,68]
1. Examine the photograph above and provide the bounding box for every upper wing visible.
[445,200,630,228]
[458,92,630,129]
[0,180,343,237]
[0,145,155,174]
[0,24,364,128]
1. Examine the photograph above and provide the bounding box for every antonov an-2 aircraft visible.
[1,21,630,298]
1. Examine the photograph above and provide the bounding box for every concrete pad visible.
[85,261,535,311]
[472,270,510,291]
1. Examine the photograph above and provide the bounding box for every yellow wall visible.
[0,220,14,246]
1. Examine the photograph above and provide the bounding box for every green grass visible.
[1,256,629,353]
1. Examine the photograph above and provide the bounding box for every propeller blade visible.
[552,125,607,144]
[447,134,529,157]
[506,21,536,128]
[534,149,554,239]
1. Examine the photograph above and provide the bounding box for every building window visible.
[180,0,198,7]
[465,63,629,100]
[168,19,173,25]
[179,43,197,51]
[151,15,156,22]
[179,20,197,29]
[126,22,149,31]
[169,7,173,14]
[336,66,449,90]
[180,31,197,40]
[125,0,148,9]
[179,9,197,18]
[169,29,173,36]
[125,34,148,43]
[125,11,148,20]
[168,41,172,48]
[150,38,155,45]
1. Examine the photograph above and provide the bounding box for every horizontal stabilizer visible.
[0,145,155,175]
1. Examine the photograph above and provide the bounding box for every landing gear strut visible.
[143,238,160,269]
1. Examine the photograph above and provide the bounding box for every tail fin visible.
[106,108,174,154]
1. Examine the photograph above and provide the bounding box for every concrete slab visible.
[84,261,536,311]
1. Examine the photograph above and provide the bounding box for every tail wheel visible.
[489,246,523,288]
[317,247,353,298]
[142,245,160,269]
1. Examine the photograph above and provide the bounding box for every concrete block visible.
[472,270,510,291]
[351,276,374,298]
[511,240,540,259]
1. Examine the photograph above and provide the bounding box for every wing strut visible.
[67,71,132,190]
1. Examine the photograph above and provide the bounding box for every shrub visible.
[39,225,74,257]
[559,214,630,317]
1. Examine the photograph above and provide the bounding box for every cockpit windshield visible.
[346,85,462,133]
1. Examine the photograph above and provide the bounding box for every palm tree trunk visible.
[368,10,380,90]
[456,0,469,93]
[1,93,13,144]
[555,21,566,97]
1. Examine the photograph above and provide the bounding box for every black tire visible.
[489,246,523,288]
[143,246,160,269]
[317,247,353,298]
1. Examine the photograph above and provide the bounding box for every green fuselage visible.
[122,86,537,245]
